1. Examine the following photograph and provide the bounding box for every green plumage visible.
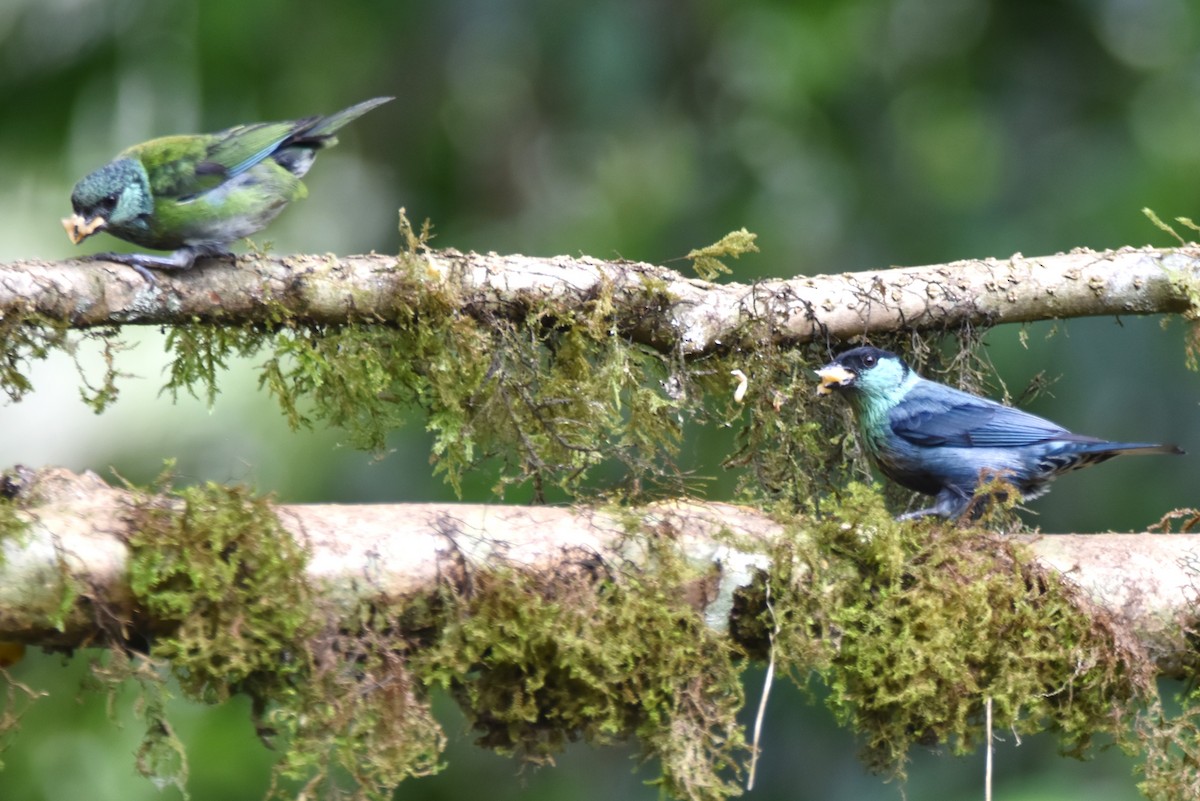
[63,97,392,280]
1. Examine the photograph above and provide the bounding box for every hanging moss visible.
[0,495,27,555]
[1139,701,1200,800]
[120,476,448,800]
[715,341,860,511]
[110,470,753,800]
[0,310,122,410]
[754,484,1155,779]
[152,249,696,502]
[0,482,33,764]
[126,480,315,705]
[414,548,747,801]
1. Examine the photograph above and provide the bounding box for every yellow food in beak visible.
[816,365,856,396]
[62,213,107,245]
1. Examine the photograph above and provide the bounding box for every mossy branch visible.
[0,468,1191,675]
[2,245,1197,354]
[7,467,1200,797]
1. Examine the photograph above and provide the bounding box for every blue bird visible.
[815,346,1183,520]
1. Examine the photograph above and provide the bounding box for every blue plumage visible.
[816,346,1183,519]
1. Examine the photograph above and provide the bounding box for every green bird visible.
[63,96,392,282]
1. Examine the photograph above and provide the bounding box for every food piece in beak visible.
[816,365,856,396]
[62,213,107,245]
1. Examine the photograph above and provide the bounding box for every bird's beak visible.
[61,213,107,245]
[816,365,856,396]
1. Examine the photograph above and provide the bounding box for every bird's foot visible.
[93,247,234,283]
[896,507,941,521]
[896,488,972,522]
[92,255,164,284]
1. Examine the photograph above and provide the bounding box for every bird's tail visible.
[275,97,392,177]
[1037,439,1182,476]
[1089,441,1185,456]
[296,97,394,146]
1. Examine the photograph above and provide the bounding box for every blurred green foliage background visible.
[2,0,1199,798]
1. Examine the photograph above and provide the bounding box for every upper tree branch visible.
[4,245,1195,353]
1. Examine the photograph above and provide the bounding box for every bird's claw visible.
[90,246,234,284]
[131,264,160,284]
[92,252,162,284]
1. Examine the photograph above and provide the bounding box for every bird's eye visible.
[862,354,876,367]
[97,193,119,213]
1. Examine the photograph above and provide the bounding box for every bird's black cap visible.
[816,346,904,394]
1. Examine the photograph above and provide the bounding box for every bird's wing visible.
[127,120,310,201]
[201,119,315,179]
[889,381,1080,448]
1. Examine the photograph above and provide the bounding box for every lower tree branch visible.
[1,467,1195,675]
